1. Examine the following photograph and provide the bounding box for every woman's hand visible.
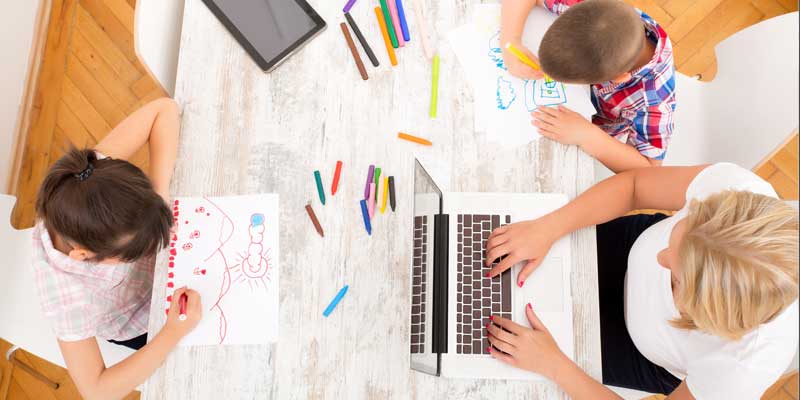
[502,40,545,80]
[484,216,559,286]
[532,105,598,146]
[164,287,202,338]
[487,304,569,379]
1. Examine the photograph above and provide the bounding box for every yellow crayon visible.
[381,176,389,213]
[505,42,551,80]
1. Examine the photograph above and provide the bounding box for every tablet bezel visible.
[201,0,327,72]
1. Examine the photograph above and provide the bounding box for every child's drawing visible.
[166,194,280,346]
[447,4,596,145]
[496,77,516,109]
[525,78,568,111]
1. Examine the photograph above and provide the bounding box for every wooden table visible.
[143,0,601,398]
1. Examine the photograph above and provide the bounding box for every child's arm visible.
[484,165,706,281]
[58,288,200,400]
[532,105,661,173]
[94,98,180,201]
[501,0,545,79]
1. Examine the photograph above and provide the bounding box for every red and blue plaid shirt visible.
[544,0,676,160]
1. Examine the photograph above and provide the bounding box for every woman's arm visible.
[59,288,200,400]
[486,165,708,281]
[94,98,180,201]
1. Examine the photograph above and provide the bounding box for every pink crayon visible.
[387,0,405,47]
[368,183,376,218]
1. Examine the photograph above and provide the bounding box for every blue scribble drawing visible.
[524,77,568,111]
[496,77,516,109]
[487,32,506,70]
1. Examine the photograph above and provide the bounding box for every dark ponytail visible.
[35,148,173,262]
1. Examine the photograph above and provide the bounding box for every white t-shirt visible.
[624,163,799,400]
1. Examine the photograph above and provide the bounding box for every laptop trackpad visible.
[515,257,564,312]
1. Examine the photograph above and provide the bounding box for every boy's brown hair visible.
[539,0,645,83]
[35,148,172,262]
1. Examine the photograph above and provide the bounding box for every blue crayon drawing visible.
[487,32,506,70]
[496,77,516,109]
[524,78,568,111]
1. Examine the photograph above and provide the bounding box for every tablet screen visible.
[204,0,325,71]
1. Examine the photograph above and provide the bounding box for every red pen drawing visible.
[170,197,274,344]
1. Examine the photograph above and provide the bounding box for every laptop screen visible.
[410,160,442,375]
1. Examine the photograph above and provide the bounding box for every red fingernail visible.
[487,347,492,352]
[167,295,172,302]
[518,280,524,287]
[484,273,490,278]
[489,315,494,321]
[527,303,532,310]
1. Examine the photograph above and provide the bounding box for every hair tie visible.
[74,163,95,181]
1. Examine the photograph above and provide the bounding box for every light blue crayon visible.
[323,285,349,317]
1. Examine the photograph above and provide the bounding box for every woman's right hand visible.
[484,216,559,286]
[501,39,545,80]
[164,287,202,338]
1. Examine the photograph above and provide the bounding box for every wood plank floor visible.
[10,0,161,229]
[628,0,799,80]
[3,0,798,400]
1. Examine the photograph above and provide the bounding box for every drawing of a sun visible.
[229,213,273,291]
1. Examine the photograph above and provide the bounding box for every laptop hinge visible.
[432,213,449,364]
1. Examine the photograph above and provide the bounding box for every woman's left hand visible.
[487,303,569,379]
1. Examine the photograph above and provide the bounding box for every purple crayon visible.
[343,0,357,13]
[364,165,375,199]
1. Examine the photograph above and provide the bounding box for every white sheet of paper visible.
[447,5,596,146]
[165,194,280,346]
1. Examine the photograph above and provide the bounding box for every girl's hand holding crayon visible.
[486,304,568,380]
[165,287,203,337]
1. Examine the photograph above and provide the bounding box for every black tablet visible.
[201,0,326,72]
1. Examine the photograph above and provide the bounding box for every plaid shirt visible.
[544,0,677,160]
[32,222,154,341]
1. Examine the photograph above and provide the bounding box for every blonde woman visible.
[483,163,798,399]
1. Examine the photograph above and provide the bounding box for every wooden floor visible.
[2,0,798,399]
[627,0,799,80]
[10,0,162,229]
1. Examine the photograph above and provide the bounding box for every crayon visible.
[374,167,381,187]
[412,0,434,59]
[379,0,399,48]
[345,13,379,67]
[323,285,349,317]
[430,54,440,118]
[387,0,405,48]
[178,293,188,321]
[340,23,368,81]
[398,132,433,146]
[368,183,376,218]
[305,204,324,237]
[375,7,398,66]
[360,199,372,235]
[381,176,389,213]
[388,176,396,211]
[396,0,410,42]
[314,170,326,205]
[365,165,375,199]
[343,0,357,13]
[332,161,343,195]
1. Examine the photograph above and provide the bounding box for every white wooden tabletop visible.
[143,0,601,398]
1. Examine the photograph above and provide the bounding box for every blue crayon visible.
[360,199,372,235]
[323,285,349,317]
[396,0,410,42]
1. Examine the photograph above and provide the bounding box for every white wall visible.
[0,0,42,194]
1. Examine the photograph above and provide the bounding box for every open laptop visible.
[409,159,574,379]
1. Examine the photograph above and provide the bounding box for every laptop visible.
[409,159,574,379]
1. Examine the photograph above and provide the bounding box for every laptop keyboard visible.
[456,214,512,355]
[410,216,428,354]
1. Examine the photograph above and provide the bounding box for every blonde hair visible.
[672,191,799,340]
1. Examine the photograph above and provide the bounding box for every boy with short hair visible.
[501,0,676,172]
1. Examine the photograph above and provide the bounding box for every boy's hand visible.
[502,40,545,80]
[484,217,558,287]
[487,304,569,379]
[532,105,596,146]
[164,287,202,338]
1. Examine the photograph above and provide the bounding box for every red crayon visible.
[332,161,343,195]
[179,293,188,321]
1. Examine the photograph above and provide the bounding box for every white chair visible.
[596,12,800,181]
[134,0,186,96]
[0,195,133,388]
